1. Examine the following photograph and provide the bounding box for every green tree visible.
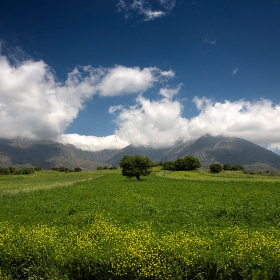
[0,167,10,175]
[209,163,223,173]
[119,155,153,181]
[184,156,201,170]
[174,158,187,171]
[230,164,244,171]
[223,163,231,171]
[109,166,118,170]
[74,167,82,172]
[8,166,15,174]
[162,161,176,171]
[34,166,42,171]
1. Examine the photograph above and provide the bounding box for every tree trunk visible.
[136,175,140,181]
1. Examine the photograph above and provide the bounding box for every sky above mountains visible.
[1,0,280,153]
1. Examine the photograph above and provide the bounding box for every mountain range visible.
[0,135,280,171]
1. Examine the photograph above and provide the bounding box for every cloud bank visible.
[105,96,280,151]
[117,0,176,21]
[1,51,280,153]
[0,52,171,140]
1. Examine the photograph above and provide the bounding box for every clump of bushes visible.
[162,156,201,171]
[223,163,244,171]
[34,166,42,171]
[74,167,82,172]
[0,167,11,175]
[51,166,82,172]
[97,166,118,170]
[209,163,223,173]
[209,163,245,173]
[0,166,34,175]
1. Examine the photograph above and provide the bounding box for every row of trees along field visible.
[0,157,244,178]
[209,163,245,173]
[161,156,201,171]
[119,155,202,181]
[0,166,84,175]
[51,166,82,172]
[119,155,245,180]
[0,166,37,175]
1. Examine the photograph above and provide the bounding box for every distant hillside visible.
[172,135,280,170]
[102,135,280,171]
[0,138,107,170]
[1,135,280,171]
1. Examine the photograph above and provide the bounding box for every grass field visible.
[0,168,280,279]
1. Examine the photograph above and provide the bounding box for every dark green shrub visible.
[209,163,223,173]
[162,161,176,171]
[8,166,15,173]
[223,163,231,170]
[174,158,187,171]
[231,164,244,171]
[21,168,34,174]
[109,166,118,170]
[51,166,68,172]
[0,167,10,175]
[184,156,201,170]
[34,166,42,171]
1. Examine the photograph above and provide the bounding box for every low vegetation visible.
[0,167,280,279]
[162,156,201,171]
[209,163,223,173]
[51,166,83,172]
[0,166,34,175]
[97,166,118,170]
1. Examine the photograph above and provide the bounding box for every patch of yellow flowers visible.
[1,214,280,279]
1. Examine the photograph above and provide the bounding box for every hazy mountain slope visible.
[183,135,280,169]
[0,138,107,170]
[1,135,280,171]
[107,146,169,166]
[105,135,280,170]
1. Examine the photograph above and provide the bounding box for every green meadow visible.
[0,169,280,279]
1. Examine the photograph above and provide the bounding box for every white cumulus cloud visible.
[0,55,92,139]
[159,83,182,99]
[59,134,129,151]
[188,97,280,145]
[0,52,173,143]
[1,50,280,154]
[105,96,280,153]
[112,95,189,147]
[97,66,167,97]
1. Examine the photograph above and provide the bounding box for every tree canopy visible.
[184,156,201,170]
[209,163,223,173]
[162,156,201,171]
[119,155,153,181]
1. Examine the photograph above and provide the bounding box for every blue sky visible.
[1,0,280,152]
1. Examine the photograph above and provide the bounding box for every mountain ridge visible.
[0,135,280,171]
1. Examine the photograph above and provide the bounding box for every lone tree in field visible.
[119,155,153,181]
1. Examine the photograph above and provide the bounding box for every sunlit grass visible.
[0,169,280,279]
[157,169,280,181]
[0,170,104,194]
